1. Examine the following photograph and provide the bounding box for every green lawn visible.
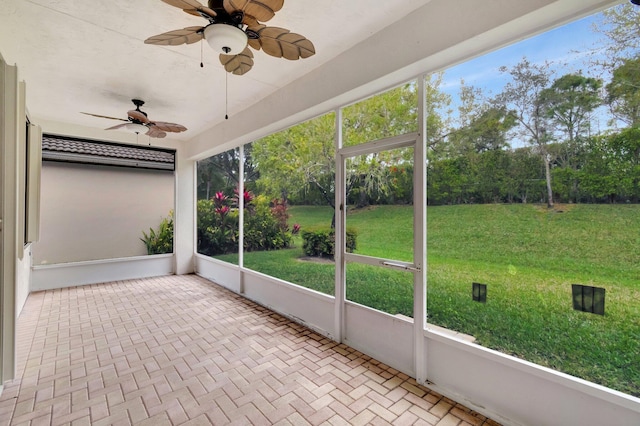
[215,203,640,397]
[426,204,640,397]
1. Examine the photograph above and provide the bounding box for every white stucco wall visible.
[32,161,174,265]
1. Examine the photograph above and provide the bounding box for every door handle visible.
[381,261,421,272]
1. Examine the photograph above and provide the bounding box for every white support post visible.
[0,54,18,384]
[239,145,245,293]
[414,75,428,384]
[16,82,26,261]
[174,153,196,275]
[334,108,345,342]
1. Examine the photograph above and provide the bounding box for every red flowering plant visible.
[197,190,238,256]
[215,205,230,217]
[213,191,227,206]
[197,188,295,255]
[270,198,290,233]
[232,188,255,213]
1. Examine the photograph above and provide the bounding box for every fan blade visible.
[257,27,315,60]
[81,112,128,122]
[105,123,130,130]
[243,15,259,27]
[146,126,167,138]
[248,37,261,51]
[145,26,204,46]
[149,121,187,133]
[245,20,264,50]
[128,110,150,124]
[223,0,283,22]
[220,47,254,75]
[161,0,217,18]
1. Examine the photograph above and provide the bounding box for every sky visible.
[439,10,609,102]
[430,5,628,138]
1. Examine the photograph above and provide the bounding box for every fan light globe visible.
[204,24,248,55]
[125,123,148,134]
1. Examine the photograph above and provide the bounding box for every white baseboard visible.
[31,254,174,291]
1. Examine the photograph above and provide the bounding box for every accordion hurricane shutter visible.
[42,135,176,171]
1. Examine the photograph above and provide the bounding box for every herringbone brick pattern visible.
[0,275,499,425]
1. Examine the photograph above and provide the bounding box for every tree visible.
[590,2,640,126]
[607,126,640,201]
[253,81,446,223]
[540,74,602,143]
[347,153,390,208]
[424,72,453,158]
[580,134,625,202]
[252,113,336,207]
[539,73,602,202]
[592,3,640,69]
[472,149,511,203]
[196,147,258,200]
[462,106,517,153]
[450,80,517,155]
[606,57,640,127]
[342,83,418,208]
[456,80,482,130]
[496,58,555,207]
[427,156,474,205]
[197,156,226,200]
[343,83,418,145]
[444,80,483,157]
[507,148,545,203]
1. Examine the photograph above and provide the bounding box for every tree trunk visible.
[357,189,368,208]
[544,154,554,208]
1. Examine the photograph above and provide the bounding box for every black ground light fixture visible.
[572,284,606,315]
[631,0,640,5]
[472,282,487,303]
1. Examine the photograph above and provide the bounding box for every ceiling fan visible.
[82,99,187,138]
[144,0,315,75]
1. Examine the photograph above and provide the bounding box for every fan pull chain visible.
[225,71,229,120]
[200,39,204,68]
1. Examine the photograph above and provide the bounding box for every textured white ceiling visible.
[0,0,431,141]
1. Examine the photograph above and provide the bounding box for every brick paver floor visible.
[0,274,499,425]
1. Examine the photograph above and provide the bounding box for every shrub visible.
[270,198,290,231]
[301,227,358,258]
[244,195,292,251]
[346,228,358,253]
[197,199,215,255]
[197,191,293,256]
[197,198,239,256]
[141,212,173,254]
